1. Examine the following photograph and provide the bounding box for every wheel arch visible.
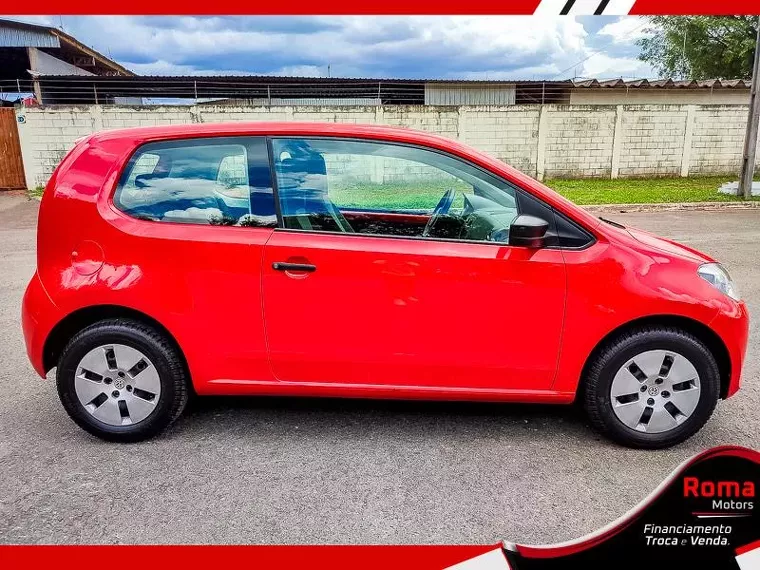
[43,305,189,378]
[580,314,731,399]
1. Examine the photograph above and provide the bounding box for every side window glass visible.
[217,154,249,187]
[271,138,519,243]
[115,137,276,228]
[125,153,159,186]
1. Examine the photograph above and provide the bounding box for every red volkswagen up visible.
[22,122,748,448]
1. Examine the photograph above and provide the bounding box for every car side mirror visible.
[134,174,152,188]
[509,215,549,248]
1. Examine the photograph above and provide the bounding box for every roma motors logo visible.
[446,447,760,569]
[684,477,756,511]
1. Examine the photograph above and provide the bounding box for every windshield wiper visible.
[599,217,625,229]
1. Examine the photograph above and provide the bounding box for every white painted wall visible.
[424,83,516,105]
[27,47,95,76]
[14,103,760,189]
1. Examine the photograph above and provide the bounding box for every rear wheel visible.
[583,326,720,449]
[56,319,189,442]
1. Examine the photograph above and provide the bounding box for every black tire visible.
[583,326,720,449]
[56,318,189,442]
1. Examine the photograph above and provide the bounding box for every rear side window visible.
[114,136,276,227]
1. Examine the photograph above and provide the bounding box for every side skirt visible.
[200,379,576,404]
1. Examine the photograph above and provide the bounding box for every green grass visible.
[27,186,44,199]
[330,181,471,210]
[329,176,757,209]
[545,176,760,205]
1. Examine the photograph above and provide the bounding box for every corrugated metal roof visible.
[571,78,752,89]
[0,21,60,48]
[0,18,133,76]
[23,74,749,89]
[45,74,572,85]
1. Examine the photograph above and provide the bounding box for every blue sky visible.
[5,16,655,80]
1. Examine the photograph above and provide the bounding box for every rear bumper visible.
[710,300,750,399]
[22,271,59,378]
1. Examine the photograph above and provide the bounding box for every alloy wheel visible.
[610,349,701,434]
[74,344,161,426]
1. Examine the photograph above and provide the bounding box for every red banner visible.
[0,545,494,569]
[1,0,758,15]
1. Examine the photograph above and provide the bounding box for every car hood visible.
[624,226,714,264]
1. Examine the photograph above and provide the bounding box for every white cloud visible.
[3,15,56,26]
[581,53,654,79]
[127,60,255,76]
[598,17,650,44]
[459,64,566,80]
[1,15,652,80]
[273,65,326,77]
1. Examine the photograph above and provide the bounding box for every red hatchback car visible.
[22,122,748,448]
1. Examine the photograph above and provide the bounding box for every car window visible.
[270,138,519,243]
[125,153,160,187]
[217,154,249,187]
[114,137,276,228]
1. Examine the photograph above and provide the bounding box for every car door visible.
[109,136,278,391]
[261,136,567,392]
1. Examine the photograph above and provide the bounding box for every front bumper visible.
[710,300,750,399]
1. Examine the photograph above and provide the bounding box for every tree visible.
[637,17,758,80]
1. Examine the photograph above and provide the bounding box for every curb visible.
[580,201,760,213]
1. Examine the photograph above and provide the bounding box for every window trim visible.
[266,136,287,231]
[551,208,596,250]
[266,135,595,250]
[111,135,276,230]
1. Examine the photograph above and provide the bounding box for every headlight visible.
[698,263,740,301]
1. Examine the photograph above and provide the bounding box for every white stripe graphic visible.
[444,548,511,570]
[533,0,576,15]
[737,544,760,570]
[596,0,636,14]
[533,0,636,14]
[696,514,752,519]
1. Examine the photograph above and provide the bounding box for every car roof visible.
[89,120,517,187]
[86,121,601,231]
[91,121,453,147]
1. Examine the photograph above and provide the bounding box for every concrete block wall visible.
[618,106,689,177]
[15,103,760,189]
[690,106,750,175]
[542,106,616,178]
[459,107,540,176]
[16,107,94,187]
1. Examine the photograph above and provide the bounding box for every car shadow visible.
[175,394,595,443]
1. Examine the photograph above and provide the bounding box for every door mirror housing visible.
[509,215,549,248]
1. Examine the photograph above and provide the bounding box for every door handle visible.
[272,262,317,273]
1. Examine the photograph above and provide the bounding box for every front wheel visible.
[56,319,189,442]
[583,326,720,449]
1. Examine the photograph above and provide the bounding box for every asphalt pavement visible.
[0,192,758,545]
